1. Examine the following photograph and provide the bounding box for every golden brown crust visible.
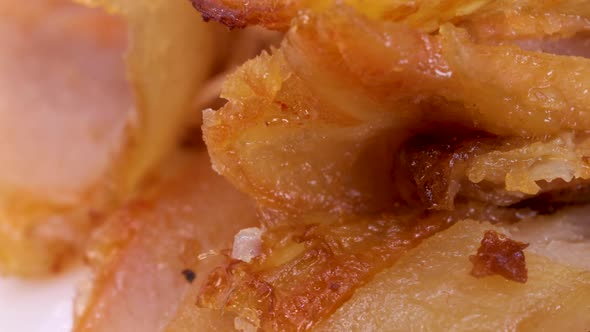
[190,0,300,30]
[190,0,590,37]
[198,203,534,331]
[197,7,590,329]
[203,8,590,224]
[199,211,456,331]
[193,2,590,331]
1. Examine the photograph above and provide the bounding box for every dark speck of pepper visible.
[182,269,196,283]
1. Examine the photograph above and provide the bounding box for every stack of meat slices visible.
[74,1,590,331]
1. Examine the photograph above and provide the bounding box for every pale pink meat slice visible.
[0,0,132,205]
[74,149,257,332]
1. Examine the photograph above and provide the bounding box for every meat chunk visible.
[74,149,257,332]
[317,220,590,332]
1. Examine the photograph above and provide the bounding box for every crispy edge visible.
[190,0,297,30]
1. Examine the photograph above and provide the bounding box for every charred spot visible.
[182,269,196,283]
[469,230,529,283]
[190,0,248,29]
[190,0,291,30]
[200,14,211,23]
[275,100,289,111]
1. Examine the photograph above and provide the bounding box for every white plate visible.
[0,268,88,332]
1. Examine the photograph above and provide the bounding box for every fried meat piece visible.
[198,3,590,330]
[74,148,257,332]
[204,8,590,218]
[190,0,309,30]
[317,220,590,332]
[197,207,590,331]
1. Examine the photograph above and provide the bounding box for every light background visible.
[0,268,86,332]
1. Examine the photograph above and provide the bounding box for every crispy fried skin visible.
[198,202,567,330]
[286,8,590,136]
[204,9,590,220]
[190,0,308,30]
[199,209,468,331]
[199,3,590,330]
[191,0,590,39]
[394,131,527,209]
[204,49,402,217]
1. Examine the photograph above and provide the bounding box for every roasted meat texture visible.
[190,0,309,30]
[461,0,590,41]
[74,148,257,332]
[0,0,221,276]
[395,131,590,210]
